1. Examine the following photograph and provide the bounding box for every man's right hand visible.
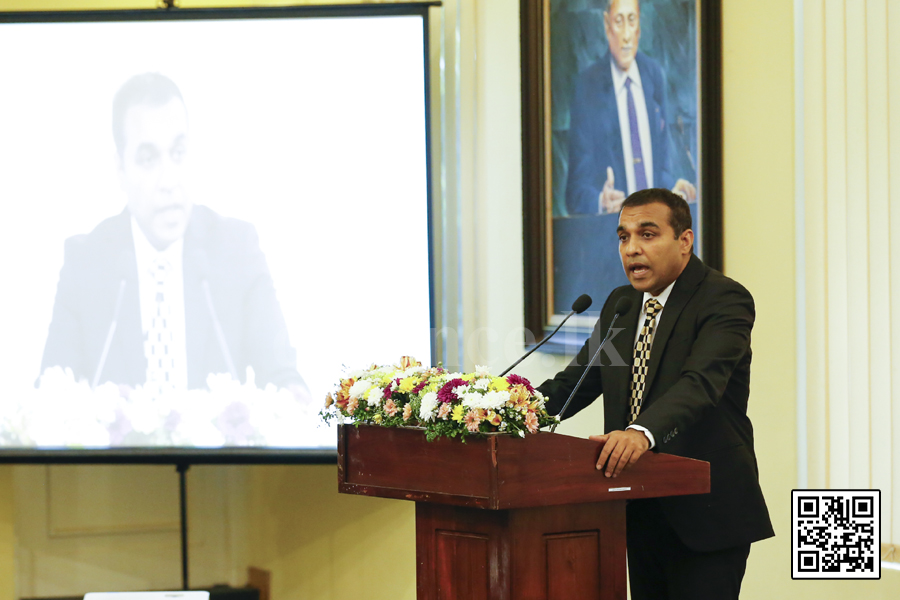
[599,166,626,214]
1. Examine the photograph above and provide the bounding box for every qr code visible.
[792,489,880,579]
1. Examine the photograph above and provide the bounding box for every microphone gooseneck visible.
[499,294,593,377]
[92,279,127,389]
[550,296,633,432]
[201,280,239,381]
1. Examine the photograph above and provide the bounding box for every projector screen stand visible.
[176,462,190,590]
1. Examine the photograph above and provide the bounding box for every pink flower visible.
[347,397,359,416]
[402,404,413,421]
[383,383,395,400]
[525,411,539,434]
[437,403,451,420]
[384,399,399,417]
[464,410,482,433]
[438,378,469,403]
[506,374,535,393]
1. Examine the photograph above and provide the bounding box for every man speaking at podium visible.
[40,72,310,402]
[538,189,773,599]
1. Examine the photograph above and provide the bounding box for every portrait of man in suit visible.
[39,72,312,405]
[565,0,697,215]
[539,188,773,599]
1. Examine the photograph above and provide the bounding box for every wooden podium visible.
[338,424,709,600]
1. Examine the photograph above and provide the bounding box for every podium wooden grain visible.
[338,424,709,599]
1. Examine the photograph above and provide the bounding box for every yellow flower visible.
[490,377,510,391]
[462,373,476,382]
[373,413,383,424]
[399,377,417,393]
[324,393,334,408]
[380,374,393,385]
[452,404,465,422]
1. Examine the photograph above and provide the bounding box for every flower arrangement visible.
[320,356,557,441]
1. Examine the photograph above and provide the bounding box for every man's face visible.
[605,0,641,72]
[617,201,693,296]
[117,99,191,251]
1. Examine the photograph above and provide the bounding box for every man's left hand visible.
[589,429,650,478]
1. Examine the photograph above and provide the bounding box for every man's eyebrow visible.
[617,220,661,233]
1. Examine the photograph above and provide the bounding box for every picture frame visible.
[521,0,723,350]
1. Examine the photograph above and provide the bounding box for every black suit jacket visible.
[538,255,774,552]
[40,206,304,390]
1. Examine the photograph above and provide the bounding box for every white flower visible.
[475,365,491,377]
[453,385,469,397]
[366,385,384,406]
[419,392,439,421]
[348,379,372,400]
[473,379,490,391]
[403,366,427,378]
[460,390,508,410]
[481,390,509,410]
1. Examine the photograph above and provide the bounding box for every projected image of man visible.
[40,72,311,403]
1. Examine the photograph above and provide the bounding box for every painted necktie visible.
[625,77,648,190]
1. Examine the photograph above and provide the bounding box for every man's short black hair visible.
[112,72,184,155]
[621,188,692,237]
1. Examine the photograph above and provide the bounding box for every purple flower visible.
[437,378,469,403]
[412,380,428,394]
[506,374,535,393]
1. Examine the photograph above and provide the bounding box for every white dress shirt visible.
[131,218,188,392]
[625,280,676,448]
[611,58,654,194]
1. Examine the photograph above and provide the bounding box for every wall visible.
[724,0,898,597]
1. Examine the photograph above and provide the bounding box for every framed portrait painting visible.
[521,0,722,349]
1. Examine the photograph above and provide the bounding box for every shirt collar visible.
[131,216,183,271]
[610,55,643,94]
[642,279,676,311]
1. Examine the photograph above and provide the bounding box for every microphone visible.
[195,251,239,381]
[499,294,592,377]
[92,279,127,388]
[550,296,633,432]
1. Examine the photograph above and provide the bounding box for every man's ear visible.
[680,229,694,255]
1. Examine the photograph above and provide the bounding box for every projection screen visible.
[0,6,434,460]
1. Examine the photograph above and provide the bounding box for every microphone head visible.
[614,296,633,316]
[571,294,593,314]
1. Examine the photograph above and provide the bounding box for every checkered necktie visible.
[629,299,662,423]
[145,257,176,396]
